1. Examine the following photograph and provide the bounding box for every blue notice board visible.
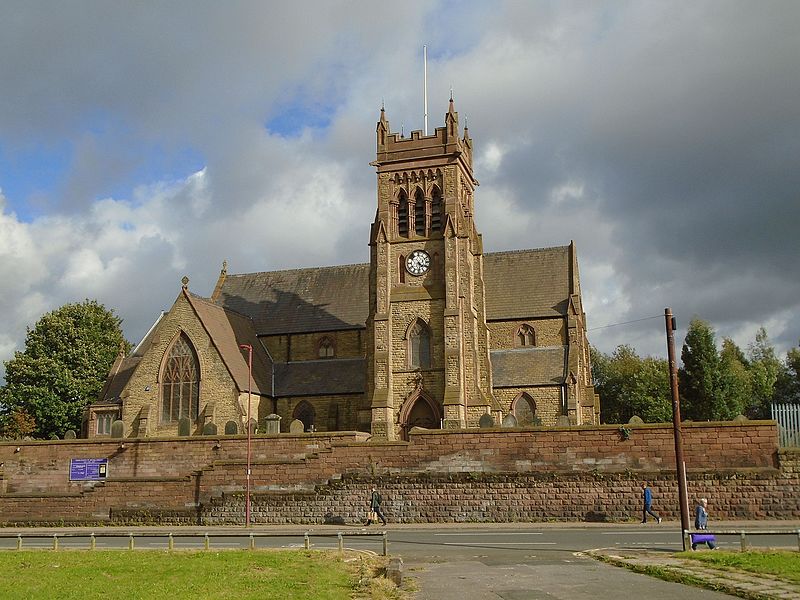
[69,458,108,481]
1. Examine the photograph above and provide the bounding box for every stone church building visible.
[85,100,599,441]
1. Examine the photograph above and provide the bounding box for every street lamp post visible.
[239,343,253,528]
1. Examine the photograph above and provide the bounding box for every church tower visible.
[367,100,496,440]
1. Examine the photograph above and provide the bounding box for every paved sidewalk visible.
[590,548,800,600]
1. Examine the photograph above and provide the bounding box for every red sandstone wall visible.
[0,422,787,524]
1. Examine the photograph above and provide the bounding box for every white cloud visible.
[1,1,799,384]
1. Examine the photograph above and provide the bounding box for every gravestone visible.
[501,413,518,428]
[556,415,571,427]
[289,419,305,434]
[202,422,218,435]
[628,415,644,425]
[263,414,281,434]
[64,430,76,439]
[733,414,748,422]
[478,413,495,428]
[178,417,192,437]
[224,420,238,435]
[110,420,125,438]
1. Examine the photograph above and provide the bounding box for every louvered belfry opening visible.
[414,187,426,236]
[430,187,442,233]
[398,189,409,237]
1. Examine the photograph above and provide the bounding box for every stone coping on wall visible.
[407,419,778,436]
[0,430,371,447]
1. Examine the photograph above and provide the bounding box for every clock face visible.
[406,250,431,276]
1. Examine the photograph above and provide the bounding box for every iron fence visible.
[771,402,800,447]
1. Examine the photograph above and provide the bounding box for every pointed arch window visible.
[408,319,432,369]
[430,187,442,233]
[515,324,536,347]
[397,190,409,237]
[161,332,200,424]
[318,336,335,358]
[512,392,538,426]
[414,187,426,236]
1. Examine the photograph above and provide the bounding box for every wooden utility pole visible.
[665,308,691,546]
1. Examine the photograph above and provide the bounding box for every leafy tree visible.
[679,318,733,421]
[774,342,800,404]
[718,337,751,419]
[0,300,130,439]
[592,345,671,424]
[745,327,782,418]
[0,406,37,439]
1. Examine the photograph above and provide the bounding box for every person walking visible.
[691,498,717,550]
[366,486,387,526]
[641,482,662,524]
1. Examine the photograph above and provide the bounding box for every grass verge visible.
[677,549,800,585]
[0,549,407,600]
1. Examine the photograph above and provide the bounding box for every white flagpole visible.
[423,45,429,136]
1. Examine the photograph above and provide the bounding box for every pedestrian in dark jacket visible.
[641,482,662,524]
[366,487,387,526]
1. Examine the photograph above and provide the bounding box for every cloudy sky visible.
[1,0,798,381]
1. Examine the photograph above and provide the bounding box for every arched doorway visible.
[399,394,441,440]
[293,401,316,432]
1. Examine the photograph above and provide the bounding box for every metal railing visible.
[771,402,800,447]
[683,529,800,551]
[0,530,388,555]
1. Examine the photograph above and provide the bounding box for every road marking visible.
[434,532,543,536]
[444,542,555,547]
[601,531,675,535]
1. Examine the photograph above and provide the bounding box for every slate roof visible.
[273,358,366,396]
[490,346,567,387]
[215,246,572,336]
[185,293,272,396]
[483,246,572,320]
[216,264,370,335]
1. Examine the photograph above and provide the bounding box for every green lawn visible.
[0,550,388,599]
[679,550,800,585]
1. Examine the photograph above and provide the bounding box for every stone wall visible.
[0,422,794,525]
[262,329,364,362]
[487,318,565,349]
[121,293,240,437]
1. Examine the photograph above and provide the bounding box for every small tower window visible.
[516,324,536,347]
[430,187,442,233]
[414,188,426,236]
[408,319,432,369]
[318,336,335,358]
[398,190,409,237]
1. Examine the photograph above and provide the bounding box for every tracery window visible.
[161,332,200,424]
[408,319,432,369]
[318,336,335,358]
[516,324,536,347]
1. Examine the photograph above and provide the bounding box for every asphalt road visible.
[1,524,797,599]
